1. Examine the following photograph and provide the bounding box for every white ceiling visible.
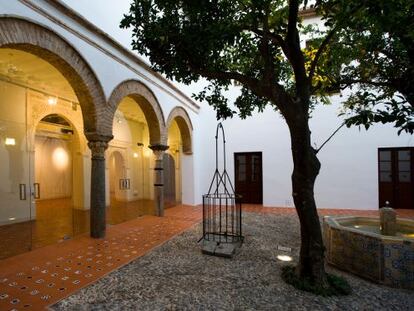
[0,48,77,102]
[117,97,146,124]
[0,48,147,124]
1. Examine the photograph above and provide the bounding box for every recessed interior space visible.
[165,119,184,208]
[0,48,89,259]
[106,97,157,225]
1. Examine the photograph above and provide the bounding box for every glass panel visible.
[379,150,391,161]
[0,81,32,259]
[380,172,392,182]
[398,150,410,161]
[399,172,411,182]
[379,162,391,172]
[237,155,246,165]
[236,155,246,182]
[238,165,246,182]
[398,161,410,172]
[251,155,261,182]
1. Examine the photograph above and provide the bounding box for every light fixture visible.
[277,255,293,262]
[117,117,122,124]
[5,137,16,146]
[8,217,16,221]
[52,147,69,170]
[133,152,139,158]
[47,96,58,106]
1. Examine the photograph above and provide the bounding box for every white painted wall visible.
[194,87,413,210]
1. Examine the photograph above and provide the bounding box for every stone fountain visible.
[323,204,414,290]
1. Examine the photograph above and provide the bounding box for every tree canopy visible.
[318,0,414,133]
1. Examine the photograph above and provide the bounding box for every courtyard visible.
[0,205,412,310]
[0,1,413,310]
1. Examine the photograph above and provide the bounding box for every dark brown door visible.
[378,147,414,209]
[234,152,263,204]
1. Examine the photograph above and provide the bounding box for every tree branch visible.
[287,0,299,42]
[340,78,392,88]
[308,25,339,81]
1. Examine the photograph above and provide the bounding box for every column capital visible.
[149,144,169,160]
[149,144,169,152]
[88,141,109,160]
[84,132,113,144]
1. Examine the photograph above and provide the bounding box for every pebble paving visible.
[53,212,414,311]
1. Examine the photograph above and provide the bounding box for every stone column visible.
[87,136,111,238]
[149,144,169,217]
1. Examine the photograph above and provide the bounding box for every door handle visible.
[33,183,40,199]
[19,184,26,200]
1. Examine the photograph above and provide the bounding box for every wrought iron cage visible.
[201,123,243,248]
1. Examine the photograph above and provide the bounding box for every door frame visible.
[378,146,414,209]
[234,151,263,204]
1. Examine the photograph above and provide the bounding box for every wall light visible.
[8,217,16,221]
[133,152,139,158]
[5,137,16,146]
[277,255,293,262]
[52,147,69,170]
[48,96,58,106]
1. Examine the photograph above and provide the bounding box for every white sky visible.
[61,0,207,100]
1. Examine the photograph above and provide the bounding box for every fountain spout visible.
[380,202,397,236]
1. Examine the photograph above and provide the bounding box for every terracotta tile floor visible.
[0,204,413,310]
[0,198,157,260]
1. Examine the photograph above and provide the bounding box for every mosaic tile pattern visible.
[327,226,382,281]
[383,239,414,289]
[324,216,414,290]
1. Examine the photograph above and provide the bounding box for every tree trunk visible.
[287,113,327,287]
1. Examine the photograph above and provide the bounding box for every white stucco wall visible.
[194,86,413,210]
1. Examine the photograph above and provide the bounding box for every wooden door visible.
[234,152,263,204]
[378,147,414,209]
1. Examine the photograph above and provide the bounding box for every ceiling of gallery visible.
[0,48,147,125]
[0,48,77,102]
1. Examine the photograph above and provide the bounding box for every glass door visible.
[0,82,33,260]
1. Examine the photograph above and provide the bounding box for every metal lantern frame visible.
[200,123,243,246]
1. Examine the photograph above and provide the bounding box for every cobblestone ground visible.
[54,213,414,311]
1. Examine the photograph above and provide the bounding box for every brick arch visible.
[0,16,106,137]
[167,106,193,154]
[107,80,166,146]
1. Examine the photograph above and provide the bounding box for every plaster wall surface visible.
[195,88,413,210]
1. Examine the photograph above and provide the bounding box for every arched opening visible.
[106,92,163,225]
[32,114,88,247]
[107,150,130,224]
[0,16,104,259]
[166,107,194,206]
